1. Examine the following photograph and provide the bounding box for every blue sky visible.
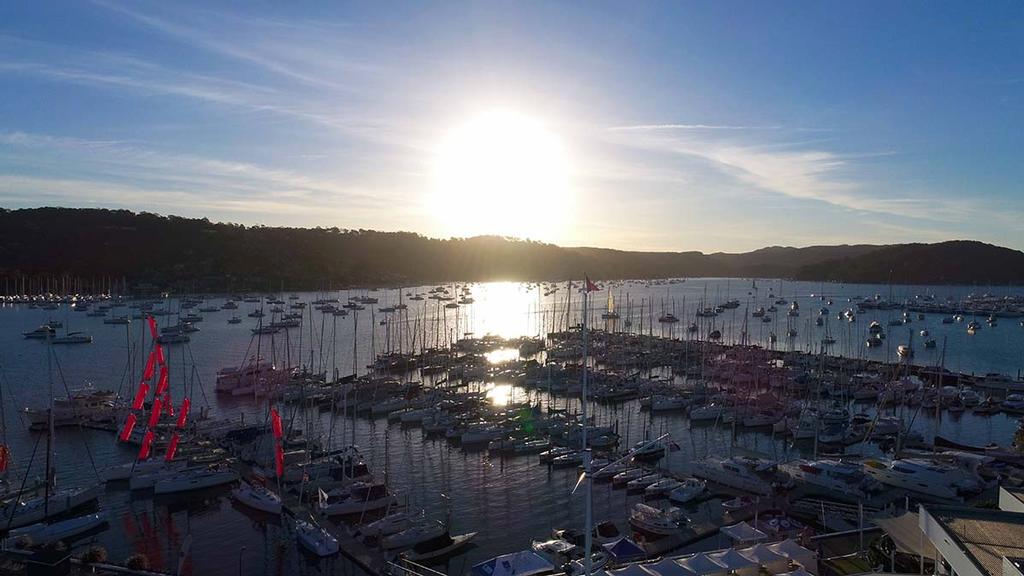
[1,1,1022,252]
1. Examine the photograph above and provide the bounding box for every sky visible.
[1,1,1022,253]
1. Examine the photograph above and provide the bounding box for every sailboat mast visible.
[44,336,54,516]
[581,281,593,576]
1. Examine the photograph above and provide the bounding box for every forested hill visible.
[0,208,1021,291]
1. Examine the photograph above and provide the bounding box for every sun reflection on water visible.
[486,384,513,407]
[485,348,519,364]
[464,282,540,338]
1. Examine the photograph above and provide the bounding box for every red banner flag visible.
[176,398,190,429]
[164,395,175,417]
[156,344,165,365]
[147,398,163,428]
[142,350,157,381]
[131,382,150,410]
[274,442,285,477]
[147,316,158,339]
[120,413,138,442]
[138,430,154,460]
[165,432,180,462]
[155,365,169,396]
[270,408,283,439]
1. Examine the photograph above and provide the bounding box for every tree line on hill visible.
[0,207,1021,292]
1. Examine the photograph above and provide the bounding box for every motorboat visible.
[691,456,785,496]
[862,458,979,499]
[22,325,56,339]
[51,332,93,344]
[644,477,682,497]
[780,459,881,500]
[628,503,685,536]
[24,387,118,429]
[667,478,706,504]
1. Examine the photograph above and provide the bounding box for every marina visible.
[0,278,1022,574]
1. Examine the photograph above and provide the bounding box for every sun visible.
[430,109,570,241]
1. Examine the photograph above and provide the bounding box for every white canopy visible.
[739,543,790,574]
[719,521,768,544]
[676,552,729,576]
[470,551,555,576]
[641,558,694,576]
[768,539,818,574]
[709,548,760,576]
[607,564,658,576]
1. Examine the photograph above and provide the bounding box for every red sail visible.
[271,408,283,439]
[138,430,155,460]
[147,398,163,428]
[131,382,150,410]
[165,432,180,462]
[142,350,157,381]
[147,316,158,339]
[120,413,138,442]
[274,442,284,477]
[176,398,191,429]
[155,366,169,396]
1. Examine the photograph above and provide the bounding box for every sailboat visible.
[1,345,101,529]
[601,292,620,320]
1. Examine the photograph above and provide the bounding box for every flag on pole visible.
[585,275,599,292]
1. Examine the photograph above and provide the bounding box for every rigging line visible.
[51,349,102,481]
[5,431,43,532]
[185,344,210,411]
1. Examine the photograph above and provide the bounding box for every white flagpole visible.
[582,278,592,576]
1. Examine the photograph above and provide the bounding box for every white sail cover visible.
[719,521,768,544]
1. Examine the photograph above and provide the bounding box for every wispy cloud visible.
[604,125,959,221]
[609,123,783,131]
[91,0,375,92]
[0,131,394,217]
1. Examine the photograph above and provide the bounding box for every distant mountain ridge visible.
[0,207,1020,290]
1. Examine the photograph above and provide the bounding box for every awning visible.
[874,512,938,559]
[604,538,647,562]
[470,551,555,576]
[720,521,768,544]
[676,552,729,576]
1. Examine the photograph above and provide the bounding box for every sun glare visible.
[430,109,570,241]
